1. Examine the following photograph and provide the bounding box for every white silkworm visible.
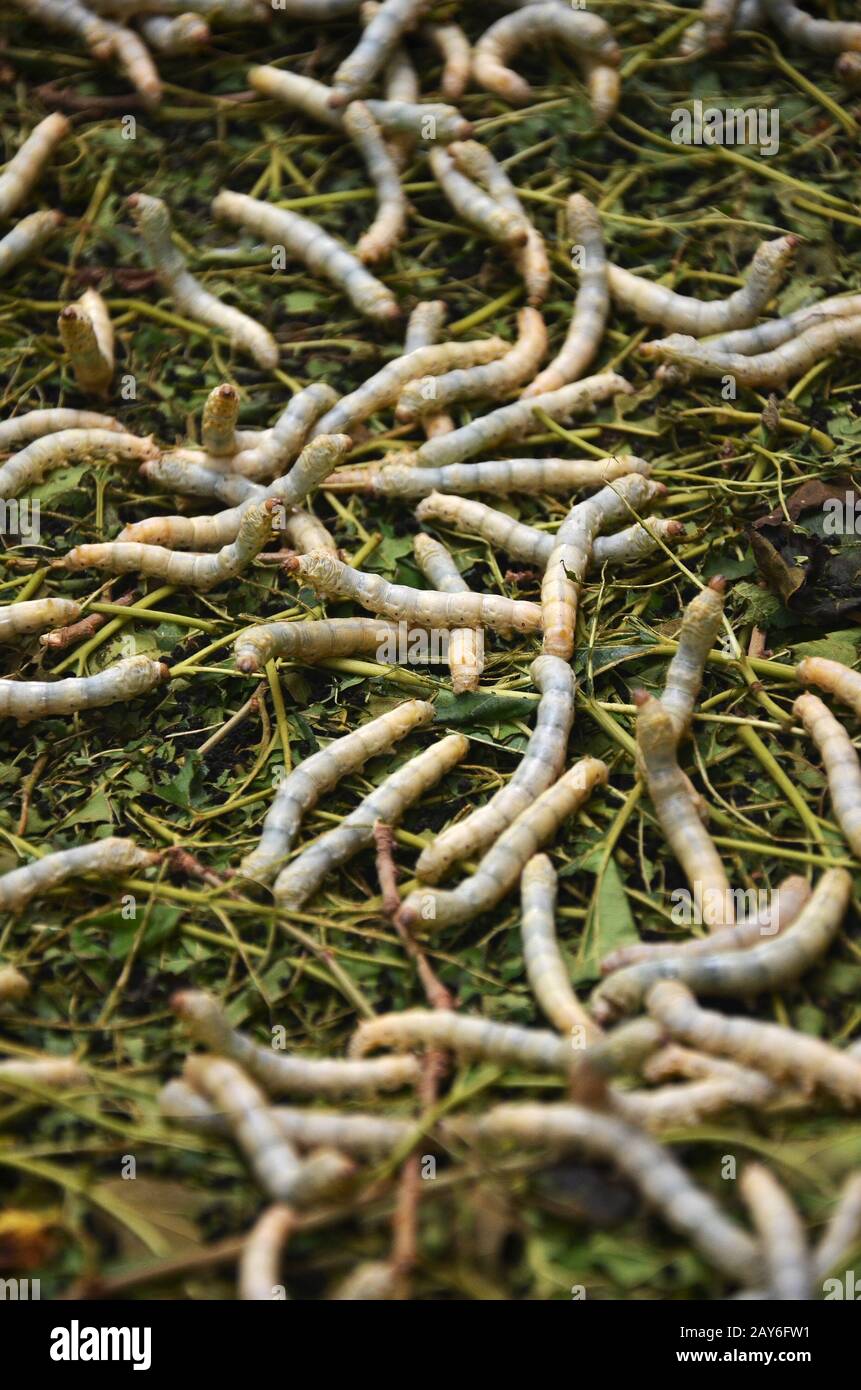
[240,698,435,883]
[797,656,861,719]
[0,655,168,722]
[467,1101,761,1284]
[0,837,158,913]
[424,22,471,101]
[273,732,468,907]
[0,427,154,500]
[128,193,279,369]
[238,1204,295,1301]
[577,53,621,124]
[64,498,275,591]
[138,13,210,53]
[351,1007,584,1077]
[13,0,110,56]
[0,1057,89,1089]
[417,489,554,566]
[703,293,861,357]
[94,19,162,108]
[814,1174,861,1281]
[611,236,797,335]
[403,301,455,437]
[740,1165,812,1301]
[362,98,471,144]
[171,989,421,1095]
[795,693,861,857]
[284,549,541,636]
[329,454,650,498]
[416,654,576,883]
[647,981,861,1106]
[0,966,28,1002]
[412,373,633,469]
[396,308,547,420]
[331,1262,398,1300]
[201,383,240,456]
[661,578,726,740]
[282,508,337,556]
[0,598,80,644]
[0,409,120,451]
[58,291,114,398]
[641,315,861,388]
[212,190,400,324]
[235,617,403,673]
[613,1072,775,1131]
[449,141,550,306]
[122,433,350,550]
[473,4,619,108]
[0,113,68,220]
[521,854,601,1041]
[412,535,482,692]
[429,146,529,250]
[375,11,420,170]
[342,102,409,265]
[523,195,607,397]
[331,0,431,104]
[141,453,259,505]
[398,757,607,931]
[232,385,339,480]
[761,0,861,53]
[701,0,741,49]
[247,65,342,128]
[0,209,63,276]
[591,868,851,1021]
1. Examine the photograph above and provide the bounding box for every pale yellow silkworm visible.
[282,507,337,556]
[93,19,162,108]
[577,53,621,124]
[141,453,259,505]
[700,0,742,49]
[0,965,28,1002]
[0,408,120,451]
[429,146,528,249]
[171,989,421,1095]
[524,194,607,397]
[240,698,435,883]
[398,757,607,931]
[273,732,469,907]
[448,141,550,306]
[795,693,861,857]
[0,427,154,501]
[58,291,114,398]
[363,98,471,144]
[232,385,340,480]
[412,535,482,692]
[612,1073,775,1132]
[14,0,109,54]
[836,51,861,87]
[740,1164,812,1301]
[376,18,420,170]
[0,209,63,276]
[331,1262,398,1300]
[284,549,541,636]
[473,4,620,109]
[797,656,861,719]
[342,101,409,265]
[201,383,240,456]
[0,836,158,913]
[703,292,861,356]
[643,1043,779,1098]
[403,301,455,437]
[0,654,168,722]
[647,980,861,1106]
[661,578,726,740]
[212,190,400,325]
[0,113,69,220]
[641,314,861,388]
[238,1204,295,1301]
[138,13,210,53]
[396,308,547,420]
[521,854,601,1042]
[761,0,861,53]
[235,617,403,673]
[0,598,80,644]
[64,498,275,591]
[128,193,278,368]
[416,654,576,883]
[424,22,471,101]
[0,1056,89,1089]
[331,0,431,105]
[329,453,650,498]
[814,1173,861,1281]
[351,1007,584,1076]
[247,65,342,128]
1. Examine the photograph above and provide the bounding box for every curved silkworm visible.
[330,0,431,105]
[0,598,80,644]
[591,868,851,1021]
[614,1064,776,1131]
[412,535,482,692]
[814,1174,861,1280]
[640,314,861,388]
[201,383,240,456]
[0,1057,89,1089]
[0,409,120,451]
[141,453,259,506]
[232,385,339,480]
[171,989,421,1095]
[248,65,341,126]
[0,965,28,1002]
[282,507,337,556]
[351,1007,588,1077]
[122,433,350,550]
[234,617,404,673]
[58,290,114,398]
[0,113,68,220]
[64,498,275,591]
[138,13,210,52]
[396,308,547,420]
[703,293,861,357]
[342,102,409,265]
[329,454,650,498]
[212,190,400,325]
[238,1205,295,1301]
[661,578,726,740]
[363,98,471,144]
[524,195,608,397]
[331,1262,398,1300]
[647,980,861,1106]
[473,4,619,109]
[521,854,601,1041]
[424,22,471,101]
[611,236,796,335]
[760,0,861,53]
[0,427,154,500]
[398,756,607,931]
[13,0,110,57]
[740,1165,812,1301]
[0,836,158,914]
[0,654,168,721]
[374,10,420,170]
[273,732,468,907]
[415,654,576,883]
[0,210,63,277]
[797,656,861,719]
[429,146,529,250]
[448,141,550,306]
[240,698,435,883]
[417,489,554,567]
[95,19,162,107]
[403,300,455,438]
[577,53,621,124]
[284,549,541,636]
[128,193,278,369]
[795,693,861,858]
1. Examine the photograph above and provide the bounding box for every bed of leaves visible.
[1,1,861,1301]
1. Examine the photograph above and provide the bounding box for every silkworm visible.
[760,0,861,53]
[362,98,471,144]
[412,373,633,469]
[141,453,259,506]
[836,51,861,87]
[470,1101,760,1283]
[240,698,435,883]
[282,508,337,556]
[0,837,158,914]
[0,1057,89,1089]
[448,141,550,306]
[814,1173,861,1281]
[797,656,861,719]
[0,427,154,501]
[429,146,529,250]
[0,409,120,451]
[232,385,339,480]
[96,19,162,107]
[795,693,861,857]
[740,1164,812,1300]
[643,1043,779,1096]
[0,654,168,721]
[417,490,554,566]
[238,1204,295,1301]
[138,13,210,53]
[0,598,80,644]
[212,191,400,325]
[0,113,69,220]
[171,989,421,1095]
[701,0,742,48]
[0,209,63,277]
[0,965,28,1002]
[64,499,275,591]
[331,454,650,499]
[273,733,468,907]
[284,549,541,636]
[424,22,471,101]
[398,757,607,931]
[416,654,576,883]
[396,308,547,420]
[473,4,619,108]
[58,292,114,398]
[412,535,482,692]
[635,690,733,929]
[661,578,726,740]
[342,102,409,265]
[520,854,601,1041]
[330,0,431,105]
[613,1073,774,1131]
[332,1262,398,1300]
[235,617,403,673]
[610,236,796,335]
[524,195,608,397]
[642,311,861,388]
[128,193,279,369]
[591,867,851,1021]
[403,301,455,437]
[13,0,110,57]
[122,433,350,550]
[647,981,861,1106]
[247,65,342,128]
[201,383,240,456]
[703,293,861,357]
[351,1007,587,1077]
[577,53,621,124]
